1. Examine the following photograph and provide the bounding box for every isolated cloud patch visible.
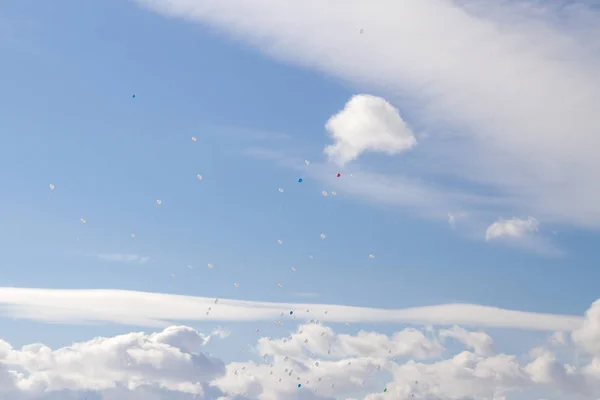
[485,217,539,241]
[324,95,417,166]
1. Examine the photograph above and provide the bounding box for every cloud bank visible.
[3,299,600,399]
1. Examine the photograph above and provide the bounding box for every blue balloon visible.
[289,311,293,315]
[298,384,302,388]
[298,178,303,183]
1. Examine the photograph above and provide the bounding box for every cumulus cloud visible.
[5,300,600,399]
[323,94,417,166]
[135,0,600,229]
[485,217,539,241]
[0,287,582,331]
[97,253,150,264]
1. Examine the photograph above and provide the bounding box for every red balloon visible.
[336,173,341,177]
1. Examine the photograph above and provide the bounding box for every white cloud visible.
[0,287,582,331]
[5,301,600,399]
[134,0,600,229]
[323,94,417,166]
[439,325,495,356]
[97,253,150,264]
[485,217,539,241]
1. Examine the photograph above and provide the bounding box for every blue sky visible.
[1,0,600,399]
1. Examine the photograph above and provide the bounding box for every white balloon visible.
[48,184,55,190]
[320,233,326,239]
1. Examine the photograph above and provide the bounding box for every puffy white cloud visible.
[573,300,600,357]
[439,325,495,356]
[135,0,600,229]
[323,95,417,166]
[485,217,539,241]
[96,253,150,264]
[0,287,582,331]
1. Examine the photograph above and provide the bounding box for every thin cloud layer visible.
[3,301,600,399]
[135,0,600,228]
[0,288,582,331]
[324,94,417,166]
[97,253,151,264]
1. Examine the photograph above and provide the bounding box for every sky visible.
[0,0,600,399]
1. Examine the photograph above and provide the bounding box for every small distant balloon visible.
[291,267,296,272]
[234,282,239,288]
[171,274,175,278]
[80,218,86,224]
[132,94,136,98]
[278,188,284,193]
[191,136,197,142]
[289,311,294,315]
[197,174,203,181]
[298,384,302,388]
[298,178,303,183]
[320,233,326,239]
[277,239,283,245]
[278,283,283,288]
[369,254,375,259]
[337,173,341,177]
[156,200,162,205]
[49,184,55,190]
[304,160,310,166]
[322,191,328,197]
[208,263,214,269]
[331,191,337,196]
[131,233,136,238]
[187,264,193,269]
